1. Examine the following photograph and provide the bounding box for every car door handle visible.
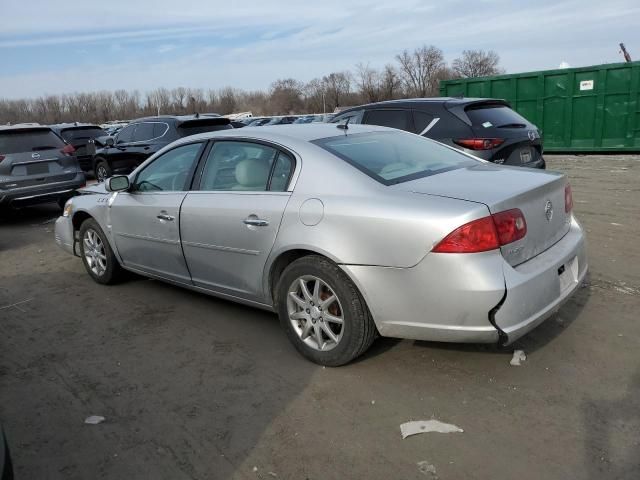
[157,213,175,221]
[243,216,269,227]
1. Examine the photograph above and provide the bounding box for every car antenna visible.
[336,116,351,132]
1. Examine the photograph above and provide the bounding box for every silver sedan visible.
[55,124,587,366]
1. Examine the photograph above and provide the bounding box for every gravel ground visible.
[1,154,639,480]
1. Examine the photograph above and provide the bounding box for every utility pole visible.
[322,91,326,114]
[620,43,632,62]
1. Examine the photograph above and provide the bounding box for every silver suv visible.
[0,124,85,210]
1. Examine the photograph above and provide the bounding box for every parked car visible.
[294,114,333,124]
[246,118,272,127]
[0,124,85,210]
[331,98,546,168]
[92,115,232,182]
[262,116,298,126]
[55,124,586,366]
[50,123,105,173]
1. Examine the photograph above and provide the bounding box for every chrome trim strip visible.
[116,231,181,245]
[182,240,260,255]
[11,189,74,200]
[419,117,440,136]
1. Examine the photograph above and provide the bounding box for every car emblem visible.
[544,200,553,221]
[528,130,536,141]
[31,152,40,159]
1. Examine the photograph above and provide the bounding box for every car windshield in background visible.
[60,127,105,142]
[0,129,65,154]
[313,131,476,185]
[465,104,530,128]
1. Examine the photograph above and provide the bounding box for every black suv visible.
[93,115,232,181]
[0,125,85,210]
[50,123,105,173]
[331,98,545,169]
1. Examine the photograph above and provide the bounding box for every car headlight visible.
[62,200,74,217]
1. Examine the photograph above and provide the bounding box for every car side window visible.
[269,152,294,191]
[413,111,436,135]
[115,124,135,144]
[331,110,364,125]
[152,122,168,138]
[363,109,412,132]
[199,141,280,191]
[133,142,203,192]
[132,122,154,142]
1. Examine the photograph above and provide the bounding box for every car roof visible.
[132,114,231,125]
[0,124,51,132]
[172,123,396,147]
[50,122,102,130]
[338,97,506,112]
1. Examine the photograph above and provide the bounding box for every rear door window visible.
[115,124,135,144]
[0,129,65,154]
[132,122,155,142]
[465,104,530,129]
[363,109,413,132]
[412,111,436,134]
[152,123,169,138]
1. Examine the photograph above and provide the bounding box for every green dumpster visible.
[440,61,640,153]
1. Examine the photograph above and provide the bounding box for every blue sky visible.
[1,0,638,99]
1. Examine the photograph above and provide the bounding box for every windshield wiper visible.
[496,123,526,129]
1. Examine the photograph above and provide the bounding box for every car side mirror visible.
[104,137,115,147]
[105,175,130,192]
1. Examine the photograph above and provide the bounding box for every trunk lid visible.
[396,164,570,266]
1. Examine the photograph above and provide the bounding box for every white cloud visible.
[1,0,639,98]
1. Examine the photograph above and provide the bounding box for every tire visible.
[276,255,377,366]
[94,158,112,183]
[78,218,123,285]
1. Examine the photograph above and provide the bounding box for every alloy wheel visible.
[83,228,107,276]
[287,275,344,351]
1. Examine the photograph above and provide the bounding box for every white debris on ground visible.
[400,420,463,439]
[510,350,527,366]
[417,461,438,478]
[84,415,105,425]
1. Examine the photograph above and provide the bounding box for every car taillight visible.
[565,184,573,213]
[453,138,505,150]
[61,144,76,156]
[433,208,527,254]
[491,209,527,245]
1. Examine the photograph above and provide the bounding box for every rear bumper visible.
[341,216,586,344]
[496,216,587,343]
[0,172,85,208]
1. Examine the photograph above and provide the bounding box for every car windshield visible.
[60,127,105,142]
[0,129,65,154]
[313,131,476,185]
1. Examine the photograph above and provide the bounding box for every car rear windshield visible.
[60,127,105,142]
[178,120,233,137]
[313,131,476,185]
[465,103,530,128]
[0,129,65,154]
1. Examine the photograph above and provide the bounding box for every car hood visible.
[78,183,109,195]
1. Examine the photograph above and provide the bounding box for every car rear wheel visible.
[78,218,123,285]
[276,255,377,366]
[94,159,112,183]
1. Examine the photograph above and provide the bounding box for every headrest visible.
[235,158,270,187]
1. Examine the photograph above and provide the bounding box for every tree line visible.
[0,47,503,125]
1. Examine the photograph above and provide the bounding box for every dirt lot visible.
[1,154,639,480]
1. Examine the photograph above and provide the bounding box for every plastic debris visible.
[371,400,376,405]
[400,420,463,439]
[252,466,258,472]
[417,461,438,478]
[510,350,526,366]
[84,415,105,425]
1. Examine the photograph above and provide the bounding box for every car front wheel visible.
[78,218,123,285]
[94,159,112,183]
[276,255,377,366]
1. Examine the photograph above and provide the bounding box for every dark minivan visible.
[331,98,545,169]
[0,125,85,210]
[93,115,233,181]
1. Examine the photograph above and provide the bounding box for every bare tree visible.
[379,64,402,100]
[171,87,187,113]
[452,50,503,78]
[322,71,351,111]
[396,45,445,97]
[355,63,381,103]
[269,78,303,114]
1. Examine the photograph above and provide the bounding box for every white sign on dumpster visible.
[579,80,594,91]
